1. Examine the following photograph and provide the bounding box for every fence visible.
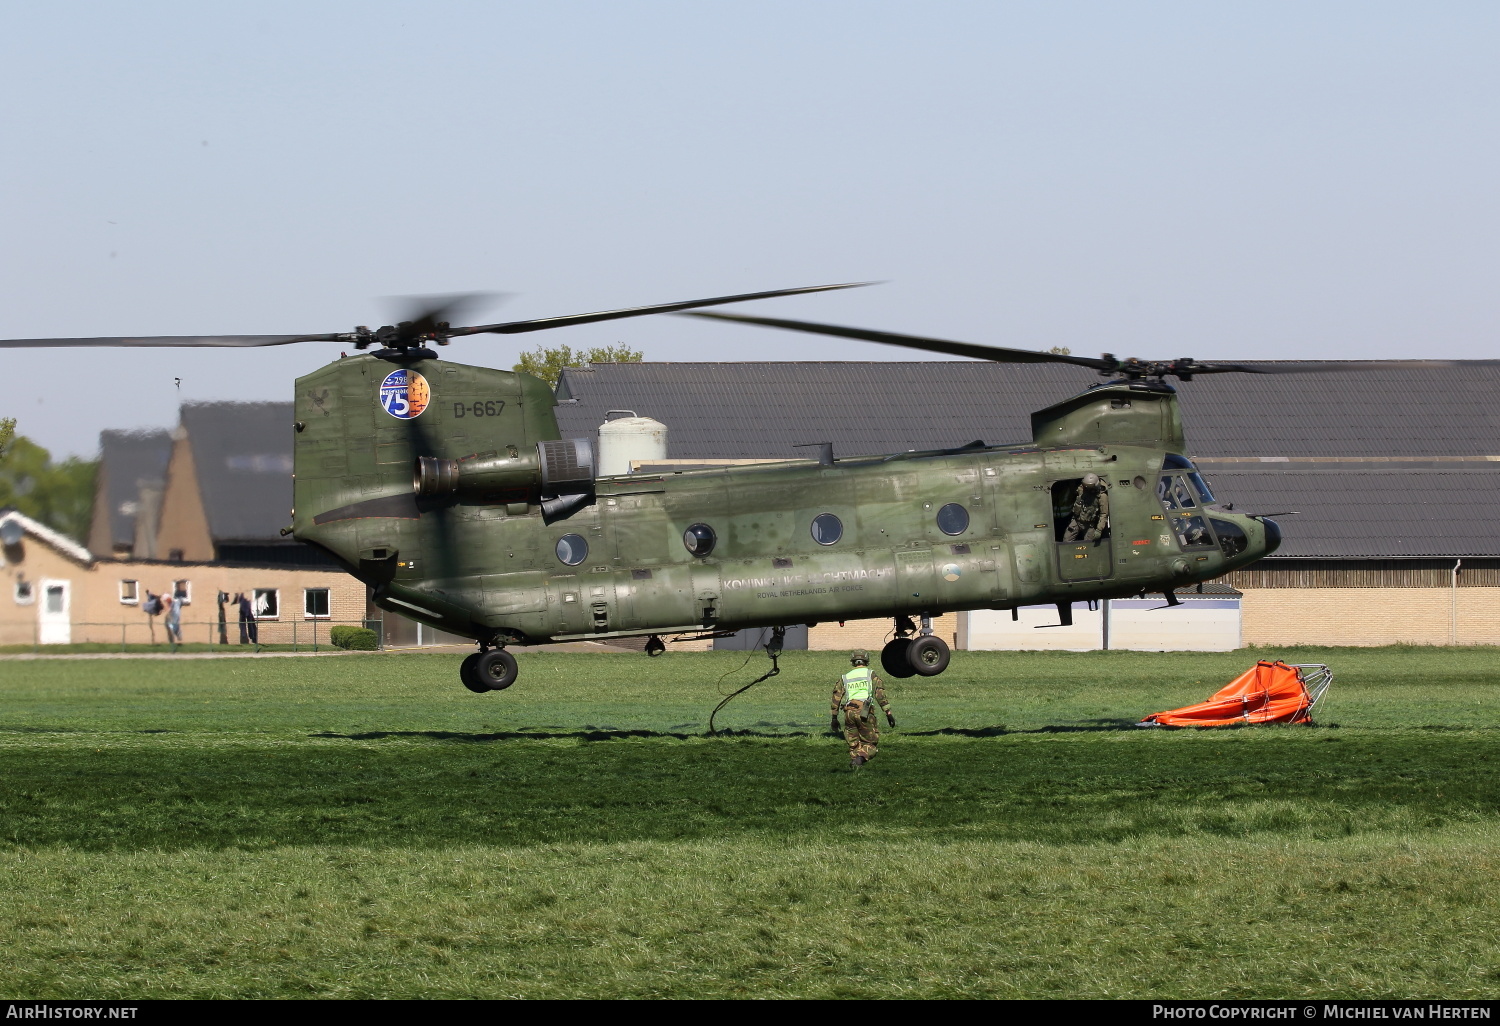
[6,617,384,653]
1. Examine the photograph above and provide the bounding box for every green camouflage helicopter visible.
[10,284,1365,693]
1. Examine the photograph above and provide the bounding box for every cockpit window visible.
[1171,477,1197,509]
[1163,454,1195,470]
[1171,515,1215,549]
[1187,472,1215,503]
[1209,518,1247,557]
[1157,476,1179,510]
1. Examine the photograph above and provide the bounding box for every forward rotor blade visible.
[0,333,340,348]
[1182,359,1485,375]
[448,282,873,337]
[681,310,1109,370]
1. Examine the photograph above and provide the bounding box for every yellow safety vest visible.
[841,666,873,705]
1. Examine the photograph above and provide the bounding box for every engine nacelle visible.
[414,438,595,501]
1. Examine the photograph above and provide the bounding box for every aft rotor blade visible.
[448,282,873,337]
[388,291,505,337]
[0,333,341,348]
[681,310,1110,370]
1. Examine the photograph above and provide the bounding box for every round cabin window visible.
[683,523,716,557]
[936,502,970,536]
[555,534,589,566]
[810,512,843,546]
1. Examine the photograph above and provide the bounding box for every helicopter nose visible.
[1260,517,1282,555]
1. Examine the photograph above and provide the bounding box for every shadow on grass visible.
[3,725,1495,853]
[311,719,1141,743]
[310,727,844,742]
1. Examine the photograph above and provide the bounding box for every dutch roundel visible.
[379,369,431,420]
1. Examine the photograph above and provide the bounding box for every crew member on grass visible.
[831,650,895,770]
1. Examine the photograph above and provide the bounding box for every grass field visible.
[1,645,1497,999]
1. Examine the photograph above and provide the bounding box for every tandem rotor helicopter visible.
[5,282,1391,693]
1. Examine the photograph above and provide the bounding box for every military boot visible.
[851,754,866,770]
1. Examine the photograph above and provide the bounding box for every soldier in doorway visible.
[830,650,896,769]
[1063,473,1111,542]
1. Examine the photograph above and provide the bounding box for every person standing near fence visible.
[235,592,257,645]
[163,590,182,645]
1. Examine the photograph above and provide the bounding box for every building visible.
[86,429,173,560]
[554,359,1500,648]
[2,507,367,647]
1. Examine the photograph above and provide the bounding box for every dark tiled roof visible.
[179,402,294,542]
[97,429,172,547]
[1196,463,1500,558]
[555,361,1500,459]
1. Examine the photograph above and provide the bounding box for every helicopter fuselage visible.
[291,353,1277,647]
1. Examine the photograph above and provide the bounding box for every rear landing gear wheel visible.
[460,652,487,693]
[908,635,950,677]
[476,648,519,690]
[881,638,916,678]
[645,635,665,657]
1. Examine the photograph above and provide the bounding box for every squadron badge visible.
[379,368,431,420]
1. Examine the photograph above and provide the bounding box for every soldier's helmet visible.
[1082,472,1100,488]
[850,650,870,666]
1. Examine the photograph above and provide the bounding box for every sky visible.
[2,1,1497,458]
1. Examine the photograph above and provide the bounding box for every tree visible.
[0,418,13,462]
[1047,346,1072,356]
[0,432,98,543]
[514,343,643,389]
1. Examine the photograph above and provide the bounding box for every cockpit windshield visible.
[1161,454,1215,504]
[1158,474,1199,510]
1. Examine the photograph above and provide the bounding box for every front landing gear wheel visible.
[460,653,488,693]
[908,635,950,677]
[645,635,666,657]
[881,638,916,678]
[475,648,519,691]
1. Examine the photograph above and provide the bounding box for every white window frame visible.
[14,577,35,606]
[303,587,331,619]
[172,579,191,605]
[252,588,280,620]
[119,579,140,605]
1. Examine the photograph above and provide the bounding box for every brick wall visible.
[1240,587,1500,646]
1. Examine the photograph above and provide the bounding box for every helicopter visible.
[5,284,1387,694]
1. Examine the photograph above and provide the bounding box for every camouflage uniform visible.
[831,668,894,765]
[1063,474,1110,542]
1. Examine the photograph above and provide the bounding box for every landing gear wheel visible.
[460,652,488,693]
[645,635,666,657]
[475,648,519,691]
[881,638,916,678]
[908,635,950,677]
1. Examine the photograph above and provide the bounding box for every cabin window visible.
[253,588,280,619]
[1171,515,1215,550]
[936,503,970,536]
[119,580,140,605]
[810,513,843,546]
[13,579,33,605]
[173,579,191,605]
[304,588,331,618]
[556,534,589,566]
[683,523,717,557]
[1209,518,1247,557]
[45,585,65,615]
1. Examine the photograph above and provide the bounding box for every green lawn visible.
[0,646,1497,998]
